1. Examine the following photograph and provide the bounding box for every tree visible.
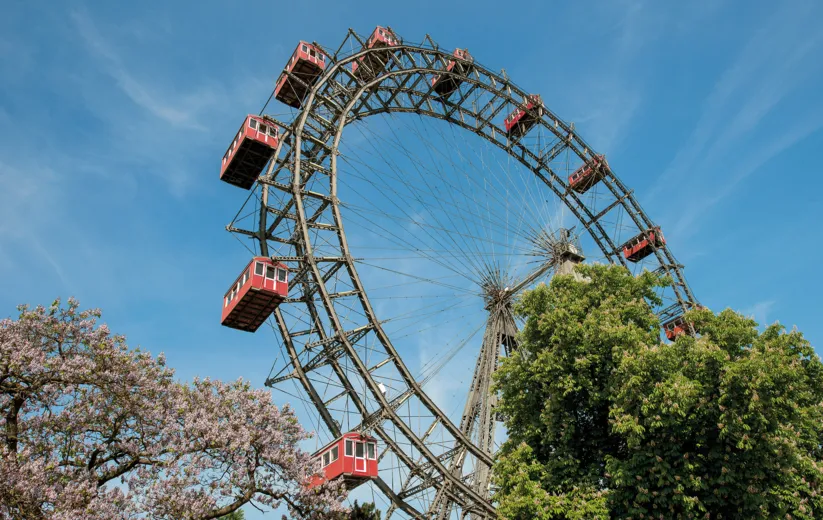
[0,298,346,520]
[492,264,823,519]
[348,500,381,519]
[218,511,245,520]
[328,500,381,519]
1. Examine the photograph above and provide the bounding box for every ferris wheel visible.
[218,26,700,519]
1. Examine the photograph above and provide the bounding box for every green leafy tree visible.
[329,500,380,519]
[348,500,381,519]
[218,511,245,520]
[492,264,823,519]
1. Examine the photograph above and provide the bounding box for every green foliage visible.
[348,500,381,519]
[492,264,823,519]
[330,500,381,519]
[218,511,245,520]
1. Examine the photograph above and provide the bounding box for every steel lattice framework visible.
[226,28,699,519]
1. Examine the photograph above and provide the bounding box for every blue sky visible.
[2,0,823,516]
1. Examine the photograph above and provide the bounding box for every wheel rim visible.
[226,30,699,519]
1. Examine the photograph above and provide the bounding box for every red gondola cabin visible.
[569,155,608,194]
[431,48,474,98]
[504,95,543,138]
[662,305,704,340]
[220,115,279,190]
[221,257,288,332]
[662,315,689,341]
[622,227,665,262]
[274,41,327,109]
[352,26,399,81]
[307,433,379,490]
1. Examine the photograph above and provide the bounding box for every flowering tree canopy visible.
[0,298,345,520]
[493,264,823,519]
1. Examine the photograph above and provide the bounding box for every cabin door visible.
[354,441,366,472]
[264,265,276,291]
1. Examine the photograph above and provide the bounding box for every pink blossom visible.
[0,298,346,519]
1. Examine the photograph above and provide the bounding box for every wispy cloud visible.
[64,8,276,197]
[0,159,59,240]
[647,0,823,235]
[740,300,776,327]
[563,0,650,152]
[70,10,207,130]
[672,108,823,235]
[0,158,74,291]
[566,0,724,153]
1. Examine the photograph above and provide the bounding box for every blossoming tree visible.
[0,298,345,520]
